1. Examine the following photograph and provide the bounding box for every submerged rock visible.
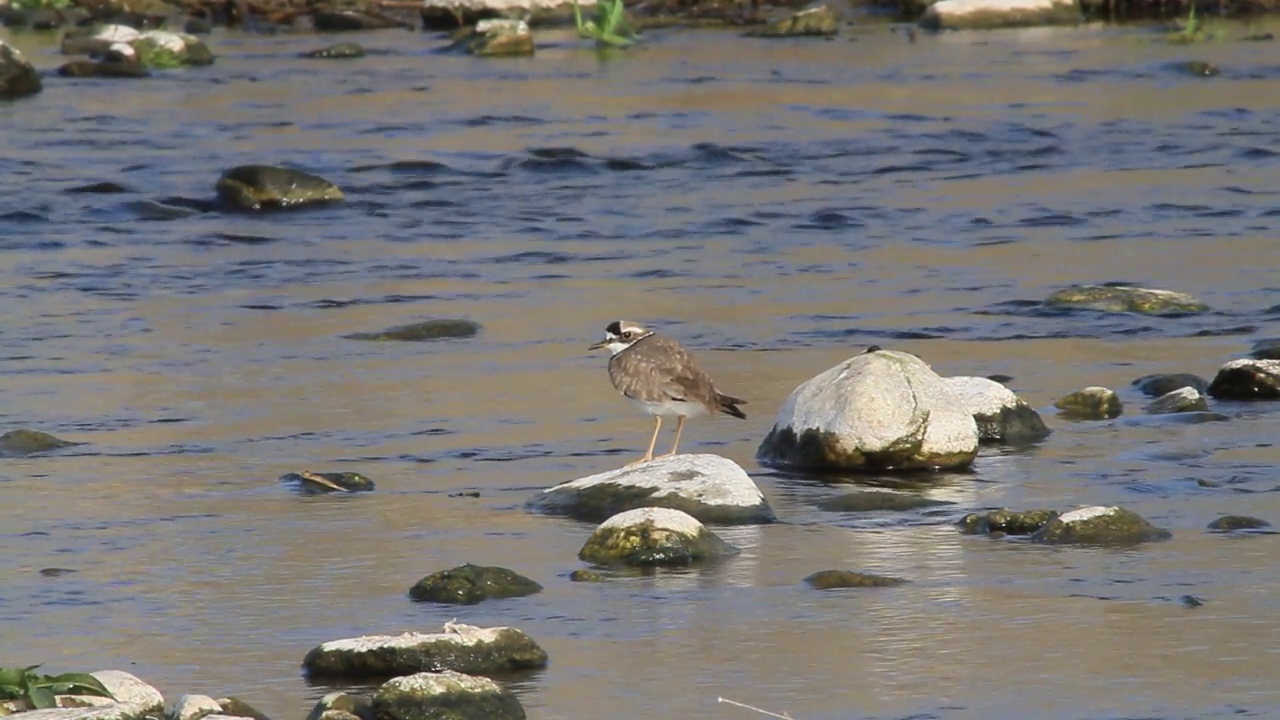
[343,319,481,341]
[526,453,774,525]
[454,18,535,56]
[0,429,81,457]
[757,348,979,472]
[959,508,1058,536]
[302,42,367,59]
[374,671,524,720]
[281,471,375,494]
[216,165,344,211]
[408,564,542,605]
[1030,506,1171,546]
[941,375,1050,443]
[1132,373,1209,397]
[578,507,737,567]
[1207,358,1280,400]
[1042,284,1208,315]
[568,569,606,582]
[303,622,548,680]
[1207,515,1271,532]
[1249,338,1280,360]
[804,570,908,589]
[1145,387,1209,415]
[305,692,372,720]
[745,5,838,37]
[1,41,42,100]
[1054,386,1122,420]
[816,490,949,513]
[168,695,222,720]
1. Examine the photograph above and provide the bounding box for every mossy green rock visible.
[579,507,737,567]
[303,622,548,680]
[282,471,376,494]
[746,4,838,36]
[959,508,1059,536]
[1044,284,1208,315]
[1207,515,1271,532]
[463,20,535,57]
[569,569,606,582]
[343,319,481,342]
[306,692,373,720]
[0,429,80,457]
[409,564,542,605]
[817,491,949,513]
[804,570,908,589]
[1055,386,1122,420]
[373,671,524,720]
[216,165,344,211]
[1030,506,1171,546]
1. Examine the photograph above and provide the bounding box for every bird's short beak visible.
[588,340,607,351]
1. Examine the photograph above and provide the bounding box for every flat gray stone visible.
[303,622,547,680]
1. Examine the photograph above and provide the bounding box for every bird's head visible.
[588,320,652,355]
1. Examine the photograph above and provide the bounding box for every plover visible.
[588,320,746,466]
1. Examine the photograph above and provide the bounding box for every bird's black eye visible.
[621,331,633,340]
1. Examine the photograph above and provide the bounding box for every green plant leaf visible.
[41,673,111,697]
[29,686,57,709]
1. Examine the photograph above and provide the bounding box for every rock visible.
[1145,387,1209,415]
[302,42,366,59]
[578,507,737,567]
[302,622,548,680]
[1207,358,1280,400]
[183,16,213,33]
[58,58,150,78]
[1207,515,1271,532]
[1172,60,1219,77]
[374,671,523,720]
[958,508,1058,535]
[86,673,162,714]
[526,453,774,525]
[1054,386,1122,420]
[213,699,268,720]
[568,569,605,582]
[408,564,542,605]
[61,24,140,56]
[803,570,908,589]
[139,31,214,66]
[167,696,221,720]
[1,41,42,100]
[941,375,1050,443]
[216,165,344,211]
[458,18,535,56]
[919,0,1080,30]
[342,319,480,341]
[745,4,838,36]
[757,349,979,472]
[312,8,408,30]
[1181,594,1205,608]
[1030,506,1171,546]
[1132,373,1209,397]
[1250,338,1280,360]
[420,0,593,28]
[1042,284,1208,316]
[0,429,80,457]
[10,703,157,720]
[281,471,375,494]
[816,490,948,512]
[305,693,372,720]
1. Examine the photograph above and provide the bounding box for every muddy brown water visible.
[3,18,1280,720]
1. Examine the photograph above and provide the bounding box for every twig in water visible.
[717,697,797,719]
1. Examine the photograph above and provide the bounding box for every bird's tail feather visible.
[717,393,747,420]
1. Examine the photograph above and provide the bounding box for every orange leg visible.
[625,415,662,467]
[658,415,686,458]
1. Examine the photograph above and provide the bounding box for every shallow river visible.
[3,17,1280,720]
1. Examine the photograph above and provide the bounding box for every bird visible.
[588,320,746,466]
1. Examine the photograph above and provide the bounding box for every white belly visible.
[630,398,711,419]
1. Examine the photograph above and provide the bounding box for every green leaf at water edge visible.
[29,685,57,709]
[40,673,113,699]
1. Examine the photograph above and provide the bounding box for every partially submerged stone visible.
[0,429,81,457]
[1145,387,1209,415]
[343,319,481,342]
[58,57,149,79]
[526,453,774,525]
[1054,386,1122,420]
[281,471,375,494]
[456,19,535,57]
[213,699,268,720]
[1207,515,1271,532]
[60,24,140,56]
[803,570,908,589]
[1132,373,1208,398]
[1030,506,1171,546]
[816,490,949,513]
[757,349,979,472]
[578,507,737,567]
[1,41,42,100]
[302,43,367,59]
[959,508,1058,536]
[420,0,593,28]
[167,695,222,720]
[374,671,524,720]
[302,622,548,680]
[1249,338,1280,360]
[313,8,409,31]
[305,692,372,720]
[216,165,344,211]
[133,31,215,67]
[568,569,605,582]
[941,376,1050,443]
[1042,284,1208,316]
[408,564,542,605]
[1206,358,1280,400]
[745,5,838,37]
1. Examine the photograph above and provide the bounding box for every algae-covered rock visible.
[757,348,979,472]
[305,692,372,720]
[526,453,774,525]
[941,375,1050,443]
[745,5,838,37]
[1054,386,1122,420]
[60,24,140,56]
[1043,284,1208,315]
[568,569,605,582]
[303,42,366,59]
[373,671,524,720]
[1132,373,1208,397]
[1206,358,1280,400]
[958,508,1058,535]
[343,319,480,342]
[816,491,949,513]
[457,18,534,56]
[281,471,375,494]
[303,622,548,680]
[1,41,42,100]
[408,564,542,605]
[167,695,221,720]
[1030,506,1171,546]
[803,570,908,589]
[1145,387,1209,415]
[1207,515,1271,532]
[216,165,344,211]
[0,429,81,457]
[578,507,737,567]
[133,31,215,67]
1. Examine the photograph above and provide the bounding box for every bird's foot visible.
[624,455,654,468]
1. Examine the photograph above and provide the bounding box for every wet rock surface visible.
[216,165,344,210]
[1145,387,1209,414]
[1,41,42,99]
[305,692,372,720]
[280,471,376,494]
[1249,338,1280,360]
[803,570,908,589]
[0,429,81,457]
[302,622,548,680]
[1055,386,1122,420]
[1030,506,1172,546]
[451,18,535,56]
[1042,284,1209,315]
[302,42,366,59]
[1133,373,1209,397]
[408,564,542,604]
[578,507,738,567]
[374,671,524,720]
[941,375,1050,443]
[343,319,481,341]
[745,4,838,36]
[1207,358,1280,400]
[1207,515,1271,532]
[959,508,1059,536]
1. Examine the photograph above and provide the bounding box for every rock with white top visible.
[526,453,774,525]
[941,376,1050,443]
[1030,506,1171,546]
[302,622,548,680]
[1207,358,1280,400]
[305,692,371,720]
[167,695,222,720]
[420,0,595,29]
[374,670,524,720]
[919,0,1082,30]
[1145,387,1210,415]
[12,703,156,720]
[578,507,738,567]
[757,348,979,472]
[90,672,163,714]
[61,24,141,56]
[1054,386,1122,420]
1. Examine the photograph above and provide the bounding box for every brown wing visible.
[608,334,720,408]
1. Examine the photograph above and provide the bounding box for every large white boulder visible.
[919,0,1081,31]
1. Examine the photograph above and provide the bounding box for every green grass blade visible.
[29,686,57,709]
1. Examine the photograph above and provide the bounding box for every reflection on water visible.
[3,17,1280,720]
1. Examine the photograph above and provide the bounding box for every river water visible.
[2,18,1280,720]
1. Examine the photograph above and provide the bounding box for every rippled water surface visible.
[3,19,1280,720]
